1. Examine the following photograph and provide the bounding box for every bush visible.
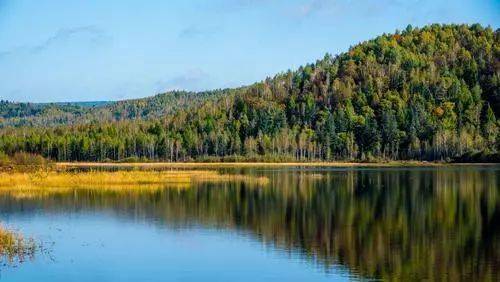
[453,151,500,163]
[0,152,49,172]
[0,151,10,166]
[10,152,48,166]
[116,156,149,163]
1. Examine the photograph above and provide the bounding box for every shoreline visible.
[55,161,500,168]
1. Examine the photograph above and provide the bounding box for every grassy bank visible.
[0,170,269,190]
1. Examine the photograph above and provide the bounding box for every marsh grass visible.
[0,170,269,191]
[0,226,37,265]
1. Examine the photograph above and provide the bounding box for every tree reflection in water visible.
[0,166,498,281]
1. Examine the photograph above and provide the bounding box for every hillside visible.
[0,90,227,127]
[1,24,498,162]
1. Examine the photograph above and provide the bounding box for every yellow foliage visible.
[0,226,36,263]
[0,170,269,191]
[433,106,444,117]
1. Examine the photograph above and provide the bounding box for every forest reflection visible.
[0,166,498,281]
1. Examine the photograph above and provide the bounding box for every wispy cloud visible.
[32,25,108,53]
[155,69,212,92]
[295,0,330,18]
[0,25,109,59]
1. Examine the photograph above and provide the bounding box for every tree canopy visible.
[1,24,499,162]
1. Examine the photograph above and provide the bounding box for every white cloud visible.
[155,69,212,92]
[0,25,110,59]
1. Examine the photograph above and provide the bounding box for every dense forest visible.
[0,90,226,127]
[0,24,499,162]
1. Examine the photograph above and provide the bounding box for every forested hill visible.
[1,24,499,162]
[0,90,227,127]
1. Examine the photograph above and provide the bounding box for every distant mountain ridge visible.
[0,90,227,127]
[46,101,112,108]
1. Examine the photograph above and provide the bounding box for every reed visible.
[0,226,36,264]
[0,170,269,190]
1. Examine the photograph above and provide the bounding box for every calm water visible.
[0,166,499,281]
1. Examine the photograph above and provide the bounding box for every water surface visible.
[0,165,499,281]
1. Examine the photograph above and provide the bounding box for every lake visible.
[0,165,499,281]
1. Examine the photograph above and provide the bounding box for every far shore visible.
[55,161,499,168]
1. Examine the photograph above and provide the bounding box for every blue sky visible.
[0,0,498,102]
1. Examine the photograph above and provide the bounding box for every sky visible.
[0,0,498,103]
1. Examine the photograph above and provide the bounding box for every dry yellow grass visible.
[0,226,36,264]
[0,170,269,191]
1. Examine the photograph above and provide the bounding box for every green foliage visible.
[0,24,498,162]
[0,90,226,127]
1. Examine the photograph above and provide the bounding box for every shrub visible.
[10,152,47,166]
[0,151,10,166]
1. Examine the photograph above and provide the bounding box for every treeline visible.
[0,89,226,127]
[0,24,499,162]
